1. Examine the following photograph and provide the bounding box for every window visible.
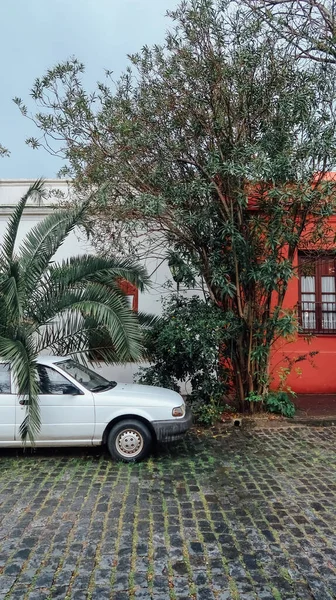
[37,365,78,395]
[0,364,11,394]
[57,359,116,392]
[299,254,336,333]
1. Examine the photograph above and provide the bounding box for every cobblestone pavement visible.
[0,427,335,600]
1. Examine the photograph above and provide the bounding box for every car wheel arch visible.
[102,414,156,445]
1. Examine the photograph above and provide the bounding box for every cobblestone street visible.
[0,427,335,600]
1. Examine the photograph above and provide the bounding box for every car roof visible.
[0,355,71,366]
[37,355,69,366]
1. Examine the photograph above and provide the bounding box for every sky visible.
[0,0,179,179]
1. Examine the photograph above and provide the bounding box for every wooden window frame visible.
[298,253,336,334]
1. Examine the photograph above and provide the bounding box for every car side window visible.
[0,364,11,394]
[37,365,78,395]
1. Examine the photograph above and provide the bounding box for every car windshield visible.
[56,359,117,392]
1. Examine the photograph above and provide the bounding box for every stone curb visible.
[242,416,336,429]
[212,415,336,430]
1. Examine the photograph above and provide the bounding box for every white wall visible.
[0,179,72,206]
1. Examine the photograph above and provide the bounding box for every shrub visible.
[192,399,226,426]
[136,294,233,408]
[135,364,180,392]
[265,391,296,418]
[245,392,263,405]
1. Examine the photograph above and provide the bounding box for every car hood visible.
[97,383,183,407]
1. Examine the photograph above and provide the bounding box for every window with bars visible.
[298,254,336,333]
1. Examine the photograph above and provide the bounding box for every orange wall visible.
[118,280,139,311]
[270,216,336,393]
[271,335,336,393]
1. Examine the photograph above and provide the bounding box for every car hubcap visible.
[116,429,144,458]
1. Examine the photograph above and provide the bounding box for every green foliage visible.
[265,391,296,418]
[193,399,226,426]
[17,1,336,408]
[0,182,148,441]
[245,389,296,417]
[136,295,233,405]
[245,392,263,404]
[135,364,180,392]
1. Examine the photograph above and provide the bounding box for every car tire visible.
[107,419,152,462]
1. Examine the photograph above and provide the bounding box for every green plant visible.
[136,295,234,405]
[135,364,180,392]
[0,181,149,441]
[265,391,296,418]
[193,399,225,426]
[245,392,263,404]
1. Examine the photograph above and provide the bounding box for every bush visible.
[192,399,225,426]
[135,365,180,392]
[265,391,296,418]
[136,295,234,409]
[245,390,296,418]
[245,392,263,405]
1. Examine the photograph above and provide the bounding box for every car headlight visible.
[172,404,185,417]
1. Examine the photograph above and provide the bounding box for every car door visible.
[15,364,95,444]
[0,363,15,443]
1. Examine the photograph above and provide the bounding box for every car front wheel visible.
[107,419,152,462]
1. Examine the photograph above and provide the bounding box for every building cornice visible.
[0,179,72,186]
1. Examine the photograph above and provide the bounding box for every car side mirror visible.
[63,384,82,395]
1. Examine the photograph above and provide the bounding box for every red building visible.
[271,175,336,395]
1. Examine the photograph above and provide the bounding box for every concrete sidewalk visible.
[293,394,336,424]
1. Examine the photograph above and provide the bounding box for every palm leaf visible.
[19,201,88,295]
[47,254,150,291]
[66,294,142,361]
[137,312,162,328]
[0,261,22,325]
[31,281,142,360]
[1,180,45,265]
[0,334,40,443]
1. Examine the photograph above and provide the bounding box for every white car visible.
[0,356,192,462]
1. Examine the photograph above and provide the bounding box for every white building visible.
[0,179,177,383]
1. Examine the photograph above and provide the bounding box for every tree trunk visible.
[231,332,272,413]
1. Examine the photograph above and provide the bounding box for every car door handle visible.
[19,399,29,406]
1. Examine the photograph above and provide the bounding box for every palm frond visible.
[34,283,142,361]
[137,312,163,357]
[137,312,162,328]
[72,293,142,361]
[19,201,88,295]
[28,274,130,326]
[1,180,45,265]
[82,317,130,364]
[35,311,85,353]
[37,320,123,365]
[0,261,22,325]
[47,254,150,291]
[0,335,39,443]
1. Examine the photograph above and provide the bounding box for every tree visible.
[242,0,336,64]
[14,0,336,409]
[0,180,149,441]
